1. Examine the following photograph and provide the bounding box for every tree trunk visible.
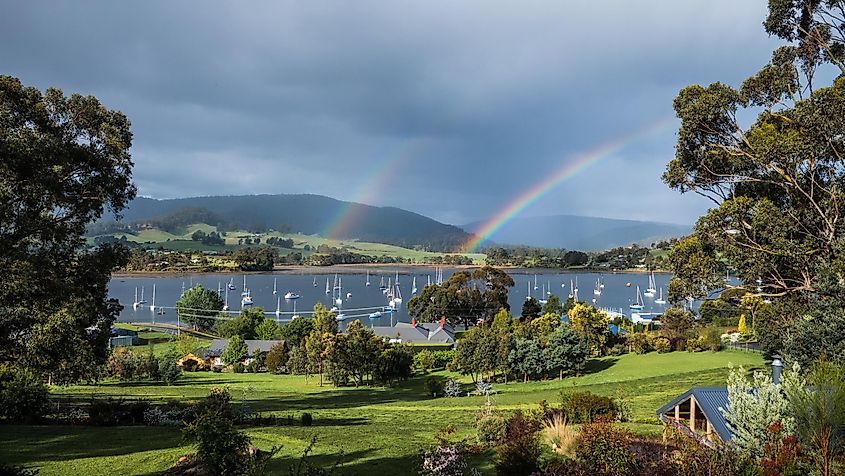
[319,361,323,387]
[560,369,563,380]
[523,373,528,383]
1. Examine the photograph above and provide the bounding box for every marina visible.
[110,268,675,326]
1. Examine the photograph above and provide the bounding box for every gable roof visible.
[656,387,732,442]
[370,322,455,344]
[207,339,282,357]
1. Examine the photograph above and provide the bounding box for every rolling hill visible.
[461,214,691,251]
[92,194,474,252]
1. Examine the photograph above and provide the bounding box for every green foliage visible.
[723,365,795,457]
[0,76,135,384]
[0,365,50,421]
[217,307,266,340]
[254,319,281,340]
[567,303,609,356]
[784,360,845,476]
[265,342,288,374]
[414,349,435,372]
[560,391,617,424]
[279,318,314,348]
[529,312,561,344]
[521,297,542,321]
[784,304,845,370]
[651,336,671,354]
[702,326,724,352]
[544,324,588,379]
[508,337,546,382]
[300,412,313,426]
[575,422,636,476]
[424,376,445,397]
[175,285,225,331]
[665,237,721,304]
[183,388,253,475]
[698,298,744,325]
[176,334,201,357]
[408,267,514,328]
[627,332,651,354]
[476,410,506,444]
[431,350,456,370]
[158,348,181,385]
[221,336,248,366]
[541,294,563,315]
[659,307,697,350]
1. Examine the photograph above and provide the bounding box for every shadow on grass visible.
[0,425,183,463]
[581,357,618,375]
[246,380,430,413]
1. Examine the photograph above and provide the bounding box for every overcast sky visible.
[2,1,781,225]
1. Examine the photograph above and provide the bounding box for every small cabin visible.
[656,387,732,446]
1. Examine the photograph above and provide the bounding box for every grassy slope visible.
[110,223,486,264]
[0,351,763,475]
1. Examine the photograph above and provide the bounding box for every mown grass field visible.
[0,351,764,475]
[106,223,486,264]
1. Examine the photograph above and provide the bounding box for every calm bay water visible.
[109,268,674,327]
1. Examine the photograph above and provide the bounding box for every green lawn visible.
[0,350,764,475]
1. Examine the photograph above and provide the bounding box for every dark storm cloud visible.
[1,1,780,225]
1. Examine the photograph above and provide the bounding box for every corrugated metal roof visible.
[656,387,732,442]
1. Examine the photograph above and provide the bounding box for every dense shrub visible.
[245,360,260,373]
[651,336,671,353]
[180,357,202,372]
[414,349,435,372]
[476,412,506,444]
[0,365,49,421]
[432,350,457,369]
[0,464,39,476]
[560,391,616,423]
[425,376,445,397]
[300,412,313,426]
[106,347,137,380]
[575,422,636,476]
[159,349,181,385]
[495,410,542,476]
[88,398,149,426]
[702,326,723,352]
[231,362,245,374]
[627,333,650,354]
[264,342,288,374]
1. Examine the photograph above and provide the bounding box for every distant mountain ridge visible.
[461,214,691,251]
[97,194,473,252]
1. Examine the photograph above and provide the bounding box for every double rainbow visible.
[460,118,673,253]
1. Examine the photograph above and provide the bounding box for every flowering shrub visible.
[419,445,467,476]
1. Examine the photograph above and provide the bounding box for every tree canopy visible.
[407,266,514,328]
[175,285,225,331]
[663,1,845,358]
[0,76,136,383]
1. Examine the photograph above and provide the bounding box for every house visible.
[370,318,456,347]
[202,339,282,366]
[656,356,784,447]
[109,326,139,347]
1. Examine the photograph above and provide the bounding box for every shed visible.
[656,387,732,446]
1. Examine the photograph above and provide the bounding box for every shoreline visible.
[112,263,671,278]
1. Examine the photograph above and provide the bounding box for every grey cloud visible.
[2,0,780,225]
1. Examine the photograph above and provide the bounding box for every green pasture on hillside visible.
[0,350,764,475]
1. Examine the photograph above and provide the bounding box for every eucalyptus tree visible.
[663,1,845,356]
[1,76,136,383]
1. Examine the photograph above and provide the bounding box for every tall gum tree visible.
[664,1,845,301]
[0,76,136,383]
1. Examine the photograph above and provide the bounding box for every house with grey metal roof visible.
[656,356,785,447]
[369,319,456,346]
[656,387,732,446]
[203,338,282,366]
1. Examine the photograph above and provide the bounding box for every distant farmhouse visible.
[201,339,282,367]
[370,318,456,347]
